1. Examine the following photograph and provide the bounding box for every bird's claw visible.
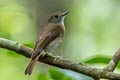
[40,51,49,57]
[54,56,62,63]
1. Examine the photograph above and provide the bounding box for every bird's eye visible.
[55,15,58,18]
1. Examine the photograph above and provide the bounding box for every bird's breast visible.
[44,38,63,53]
[41,23,65,53]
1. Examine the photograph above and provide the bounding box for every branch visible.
[0,38,120,79]
[104,49,120,72]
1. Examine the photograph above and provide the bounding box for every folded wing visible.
[31,27,61,59]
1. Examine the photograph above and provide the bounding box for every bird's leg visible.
[54,56,62,63]
[44,52,50,57]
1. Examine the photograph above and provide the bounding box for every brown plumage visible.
[25,11,68,75]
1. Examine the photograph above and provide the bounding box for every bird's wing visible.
[31,26,62,59]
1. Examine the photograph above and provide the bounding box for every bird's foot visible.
[40,51,50,58]
[39,51,47,57]
[54,56,62,63]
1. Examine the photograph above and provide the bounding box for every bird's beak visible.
[62,11,69,16]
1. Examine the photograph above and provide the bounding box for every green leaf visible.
[58,69,92,80]
[83,55,120,69]
[49,68,74,80]
[83,55,111,64]
[6,50,20,57]
[38,73,52,80]
[23,43,34,48]
[49,68,92,80]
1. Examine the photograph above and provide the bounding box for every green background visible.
[0,0,120,80]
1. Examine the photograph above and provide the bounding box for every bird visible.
[25,11,69,75]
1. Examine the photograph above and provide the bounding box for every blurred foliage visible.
[49,68,73,80]
[37,68,92,80]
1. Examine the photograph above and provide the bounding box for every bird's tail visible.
[25,54,40,75]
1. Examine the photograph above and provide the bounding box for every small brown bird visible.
[25,11,69,75]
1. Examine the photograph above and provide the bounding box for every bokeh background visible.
[0,0,120,80]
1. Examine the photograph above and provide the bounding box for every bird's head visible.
[48,11,69,25]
